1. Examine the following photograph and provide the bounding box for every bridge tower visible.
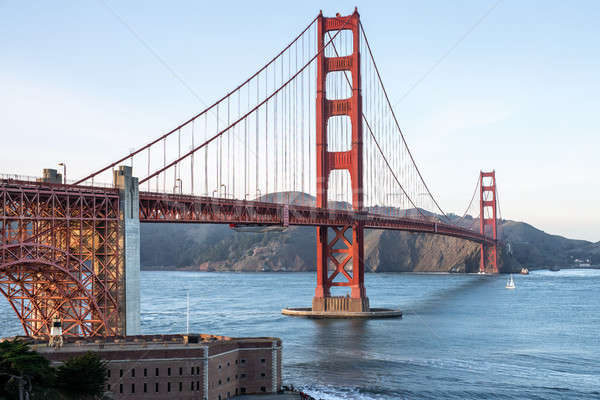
[313,9,368,312]
[479,171,498,273]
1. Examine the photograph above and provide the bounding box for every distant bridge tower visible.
[479,171,498,273]
[313,9,368,312]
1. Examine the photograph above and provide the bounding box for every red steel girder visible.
[1,180,120,337]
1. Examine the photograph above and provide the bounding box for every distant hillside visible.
[140,193,599,273]
[498,220,600,267]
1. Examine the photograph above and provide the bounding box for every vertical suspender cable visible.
[147,147,151,192]
[301,33,305,206]
[216,103,220,196]
[265,66,269,196]
[274,61,278,197]
[191,121,194,195]
[227,97,230,198]
[294,41,298,198]
[256,74,259,197]
[204,113,208,196]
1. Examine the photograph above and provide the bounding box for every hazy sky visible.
[1,1,598,241]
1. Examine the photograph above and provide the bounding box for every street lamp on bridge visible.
[58,163,66,184]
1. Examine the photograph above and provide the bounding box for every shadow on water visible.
[293,319,383,384]
[403,275,499,315]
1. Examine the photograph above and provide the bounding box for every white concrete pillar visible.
[113,166,141,335]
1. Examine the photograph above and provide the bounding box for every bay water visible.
[1,270,599,399]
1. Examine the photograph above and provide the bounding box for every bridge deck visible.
[0,179,493,246]
[138,192,493,245]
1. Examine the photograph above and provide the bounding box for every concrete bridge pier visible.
[113,166,141,335]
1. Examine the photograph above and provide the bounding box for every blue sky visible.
[1,1,598,241]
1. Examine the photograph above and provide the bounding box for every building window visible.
[261,373,266,377]
[240,373,247,379]
[227,361,230,367]
[144,383,147,393]
[191,366,195,375]
[196,381,200,391]
[155,383,159,393]
[227,377,230,382]
[241,359,246,364]
[218,395,221,400]
[131,369,135,378]
[218,364,222,370]
[155,368,159,377]
[261,386,266,392]
[235,360,238,365]
[196,366,200,375]
[190,382,194,391]
[168,367,171,376]
[167,382,171,392]
[119,384,123,394]
[119,369,123,377]
[218,379,222,385]
[261,358,266,363]
[241,388,246,394]
[107,384,111,391]
[144,368,147,377]
[131,383,135,394]
[107,370,111,378]
[179,367,183,375]
[179,382,183,392]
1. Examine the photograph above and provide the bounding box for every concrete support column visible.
[113,166,140,335]
[203,346,209,400]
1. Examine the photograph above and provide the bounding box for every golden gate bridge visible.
[0,9,499,337]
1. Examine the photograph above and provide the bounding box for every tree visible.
[0,341,108,400]
[0,339,54,400]
[54,353,108,400]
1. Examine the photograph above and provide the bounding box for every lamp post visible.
[174,178,182,194]
[58,163,66,184]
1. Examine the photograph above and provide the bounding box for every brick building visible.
[23,334,281,400]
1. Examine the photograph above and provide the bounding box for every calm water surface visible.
[1,270,599,399]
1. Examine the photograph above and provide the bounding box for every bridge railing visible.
[0,173,41,183]
[0,174,116,190]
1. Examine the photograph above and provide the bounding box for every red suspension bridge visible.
[1,9,500,337]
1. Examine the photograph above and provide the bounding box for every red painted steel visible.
[138,192,494,244]
[314,9,366,303]
[0,179,121,336]
[479,171,498,273]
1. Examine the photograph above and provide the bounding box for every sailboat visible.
[506,274,516,289]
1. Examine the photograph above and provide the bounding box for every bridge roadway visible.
[0,178,493,246]
[140,192,493,245]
